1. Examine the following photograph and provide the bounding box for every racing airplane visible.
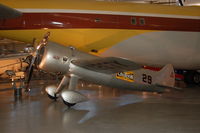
[27,32,178,107]
[0,0,200,84]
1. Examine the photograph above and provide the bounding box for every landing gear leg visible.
[45,75,69,100]
[61,74,79,108]
[61,74,87,108]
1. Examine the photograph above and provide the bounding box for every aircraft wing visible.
[71,57,141,74]
[0,4,22,19]
[0,53,30,60]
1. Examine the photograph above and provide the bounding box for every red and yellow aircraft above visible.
[0,0,200,70]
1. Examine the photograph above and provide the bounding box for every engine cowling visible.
[38,42,72,74]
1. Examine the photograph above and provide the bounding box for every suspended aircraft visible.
[0,0,200,85]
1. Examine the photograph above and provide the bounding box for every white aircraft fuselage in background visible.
[0,0,199,70]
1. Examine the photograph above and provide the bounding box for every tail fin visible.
[154,64,175,87]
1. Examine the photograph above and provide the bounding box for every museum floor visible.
[0,80,200,133]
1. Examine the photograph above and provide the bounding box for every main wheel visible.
[193,72,200,84]
[184,71,200,85]
[62,99,76,107]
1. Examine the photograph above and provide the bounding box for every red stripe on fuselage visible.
[0,13,199,31]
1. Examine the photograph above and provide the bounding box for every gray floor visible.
[0,80,200,133]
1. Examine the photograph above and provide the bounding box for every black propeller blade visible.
[25,32,50,91]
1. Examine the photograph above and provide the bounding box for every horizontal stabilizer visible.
[155,84,182,92]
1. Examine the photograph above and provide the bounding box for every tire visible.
[47,94,58,101]
[62,99,76,107]
[184,71,200,85]
[193,72,200,84]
